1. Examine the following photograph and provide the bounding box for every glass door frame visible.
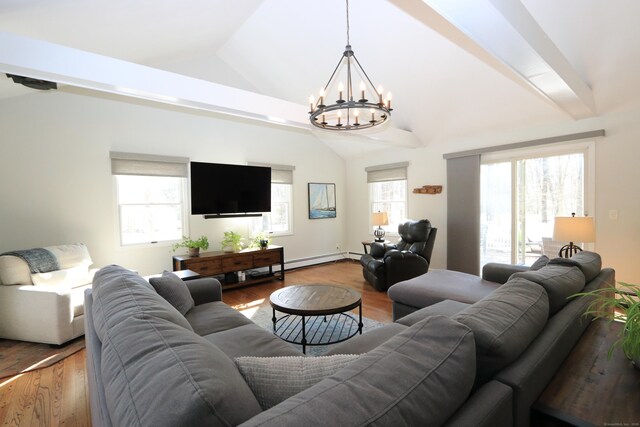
[481,141,596,266]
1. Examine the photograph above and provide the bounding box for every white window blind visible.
[110,152,189,177]
[249,162,295,184]
[365,162,408,183]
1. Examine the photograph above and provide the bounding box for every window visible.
[366,162,408,235]
[251,164,294,235]
[111,152,189,246]
[480,143,593,267]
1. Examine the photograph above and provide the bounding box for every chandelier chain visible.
[346,0,350,45]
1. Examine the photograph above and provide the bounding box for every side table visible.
[533,319,640,426]
[361,240,391,255]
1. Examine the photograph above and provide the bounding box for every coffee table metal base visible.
[272,309,363,354]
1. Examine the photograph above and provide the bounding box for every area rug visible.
[0,336,85,380]
[246,303,385,356]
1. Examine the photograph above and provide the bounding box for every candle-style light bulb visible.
[337,110,342,126]
[309,95,315,112]
[370,108,375,122]
[359,81,366,100]
[386,92,392,110]
[319,88,325,106]
[354,109,360,125]
[377,85,383,104]
[338,82,344,101]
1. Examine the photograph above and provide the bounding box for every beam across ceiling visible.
[0,31,420,149]
[391,0,596,119]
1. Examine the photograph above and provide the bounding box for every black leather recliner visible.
[360,219,437,291]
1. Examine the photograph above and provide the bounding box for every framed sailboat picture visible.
[308,183,336,219]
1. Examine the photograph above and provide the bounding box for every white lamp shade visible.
[552,216,595,243]
[371,212,389,226]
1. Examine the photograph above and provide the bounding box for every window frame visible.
[368,179,408,238]
[480,141,595,266]
[114,175,189,248]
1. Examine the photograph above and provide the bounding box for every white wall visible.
[346,107,640,284]
[0,91,346,275]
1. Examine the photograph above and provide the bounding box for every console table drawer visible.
[222,257,253,271]
[253,250,282,267]
[184,259,223,275]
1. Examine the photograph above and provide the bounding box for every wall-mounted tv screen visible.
[190,162,271,216]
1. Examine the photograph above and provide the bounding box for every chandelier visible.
[308,0,392,131]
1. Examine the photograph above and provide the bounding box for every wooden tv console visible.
[172,245,284,290]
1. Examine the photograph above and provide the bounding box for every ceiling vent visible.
[6,74,57,90]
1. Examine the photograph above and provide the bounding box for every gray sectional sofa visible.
[385,251,615,426]
[85,252,613,427]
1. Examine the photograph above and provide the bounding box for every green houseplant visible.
[574,282,640,368]
[221,231,244,252]
[249,231,271,250]
[172,235,209,257]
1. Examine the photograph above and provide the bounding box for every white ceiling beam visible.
[391,0,596,119]
[0,31,309,129]
[0,31,420,148]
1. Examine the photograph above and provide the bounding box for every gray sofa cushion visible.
[549,251,602,282]
[240,315,476,427]
[149,271,195,316]
[453,279,549,386]
[529,255,550,271]
[101,313,262,427]
[396,299,470,326]
[186,301,255,336]
[235,354,360,409]
[388,269,501,308]
[326,323,407,355]
[511,264,586,316]
[204,323,302,358]
[92,265,193,341]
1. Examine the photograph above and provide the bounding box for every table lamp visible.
[371,212,389,242]
[552,213,595,258]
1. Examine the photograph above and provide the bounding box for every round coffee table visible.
[270,284,363,353]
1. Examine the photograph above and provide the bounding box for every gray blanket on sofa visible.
[1,248,59,273]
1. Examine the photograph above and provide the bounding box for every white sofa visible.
[0,243,96,345]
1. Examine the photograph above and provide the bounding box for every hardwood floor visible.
[0,259,389,426]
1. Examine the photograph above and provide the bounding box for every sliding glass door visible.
[481,147,590,267]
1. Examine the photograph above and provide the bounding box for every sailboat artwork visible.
[308,183,336,219]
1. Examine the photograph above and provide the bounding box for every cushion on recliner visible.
[453,279,549,386]
[92,265,193,342]
[529,255,550,271]
[511,264,585,316]
[101,314,262,427]
[548,251,602,282]
[241,315,476,427]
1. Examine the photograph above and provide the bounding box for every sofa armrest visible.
[0,284,75,344]
[384,251,429,286]
[185,277,222,305]
[482,263,529,284]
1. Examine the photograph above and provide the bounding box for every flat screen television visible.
[190,162,271,216]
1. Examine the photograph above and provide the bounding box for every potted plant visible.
[574,282,640,368]
[221,231,244,252]
[249,232,271,250]
[172,235,209,257]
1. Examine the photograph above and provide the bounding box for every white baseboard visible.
[284,252,350,270]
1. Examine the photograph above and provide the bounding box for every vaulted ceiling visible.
[1,0,639,158]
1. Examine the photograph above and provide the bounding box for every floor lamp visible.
[552,213,595,258]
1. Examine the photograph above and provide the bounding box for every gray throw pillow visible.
[529,255,550,271]
[149,271,195,316]
[235,354,360,409]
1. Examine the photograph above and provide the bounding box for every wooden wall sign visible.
[413,185,442,194]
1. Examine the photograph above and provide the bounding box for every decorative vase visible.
[260,239,269,249]
[188,247,200,257]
